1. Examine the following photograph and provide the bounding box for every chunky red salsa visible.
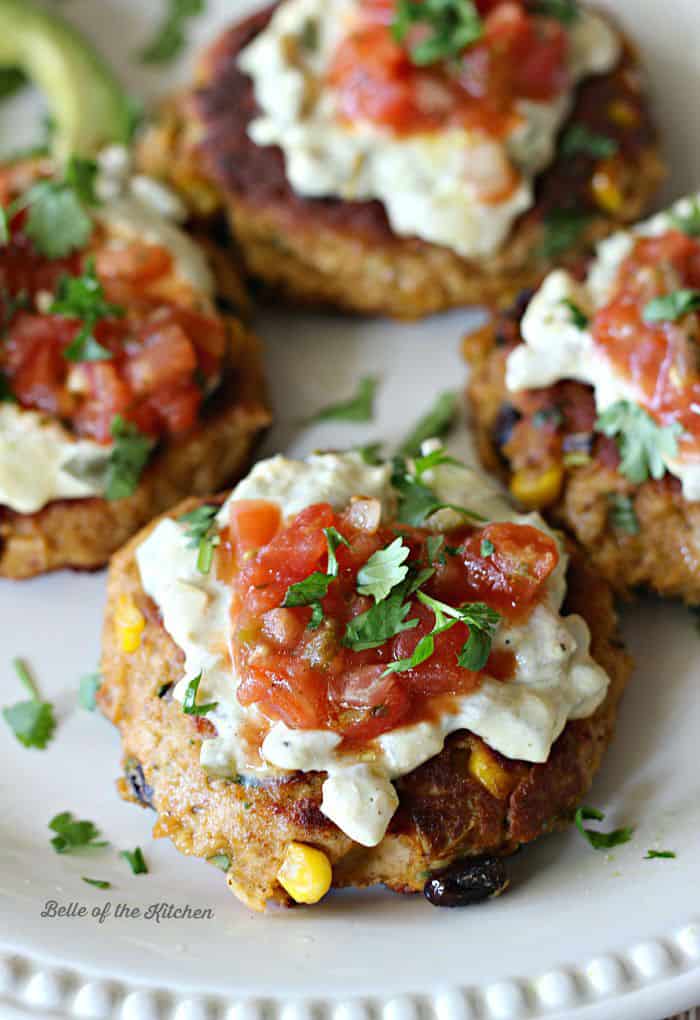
[592,228,700,457]
[0,172,225,445]
[328,0,570,139]
[221,499,559,745]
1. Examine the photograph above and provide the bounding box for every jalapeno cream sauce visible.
[238,0,619,259]
[506,193,700,500]
[136,450,610,848]
[0,147,215,514]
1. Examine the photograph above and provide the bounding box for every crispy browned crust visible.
[464,311,700,603]
[0,321,270,579]
[98,498,631,911]
[137,7,665,319]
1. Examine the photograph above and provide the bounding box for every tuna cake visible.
[0,151,270,579]
[137,0,663,319]
[98,445,631,911]
[465,193,700,603]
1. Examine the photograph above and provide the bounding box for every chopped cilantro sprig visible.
[596,401,682,485]
[105,415,152,501]
[398,391,458,458]
[182,672,218,716]
[392,0,483,66]
[51,258,124,362]
[2,658,56,750]
[643,289,700,323]
[179,504,221,575]
[308,375,378,424]
[561,124,618,159]
[120,846,148,874]
[139,0,207,64]
[574,806,634,851]
[49,812,109,854]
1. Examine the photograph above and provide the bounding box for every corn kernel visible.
[115,595,145,654]
[591,169,623,214]
[469,744,517,800]
[510,464,563,509]
[277,842,332,905]
[607,99,639,127]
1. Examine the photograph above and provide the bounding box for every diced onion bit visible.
[277,842,332,905]
[115,594,145,653]
[346,497,382,533]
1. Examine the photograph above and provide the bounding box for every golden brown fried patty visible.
[137,6,664,319]
[0,321,270,579]
[98,498,631,912]
[464,305,700,603]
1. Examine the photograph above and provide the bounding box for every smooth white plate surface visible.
[1,3,700,1019]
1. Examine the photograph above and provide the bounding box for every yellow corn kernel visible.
[591,168,623,214]
[607,99,639,127]
[277,842,332,905]
[115,595,145,654]
[510,464,563,509]
[469,744,516,800]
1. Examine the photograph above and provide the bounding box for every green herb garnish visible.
[17,157,99,259]
[179,504,221,575]
[644,850,676,860]
[574,806,634,851]
[392,456,483,527]
[51,258,123,362]
[643,289,700,323]
[561,124,617,159]
[139,0,206,64]
[182,672,218,716]
[480,538,495,557]
[607,493,639,535]
[0,67,27,101]
[357,537,411,603]
[527,0,579,22]
[78,672,102,711]
[308,375,378,424]
[384,592,500,675]
[398,391,458,458]
[392,0,483,65]
[323,526,350,578]
[671,199,700,238]
[2,658,56,750]
[343,568,432,652]
[82,877,111,889]
[561,298,590,330]
[541,209,590,260]
[49,812,109,854]
[105,415,152,501]
[120,846,148,875]
[596,401,682,484]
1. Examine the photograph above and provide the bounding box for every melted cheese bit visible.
[136,450,610,848]
[506,193,700,500]
[238,0,619,259]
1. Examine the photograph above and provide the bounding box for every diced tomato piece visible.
[74,362,132,442]
[147,382,201,435]
[229,499,282,557]
[126,322,198,396]
[95,241,172,284]
[461,522,559,613]
[237,653,329,730]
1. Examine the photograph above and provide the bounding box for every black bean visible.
[423,855,509,908]
[125,760,155,810]
[562,431,594,455]
[492,403,522,450]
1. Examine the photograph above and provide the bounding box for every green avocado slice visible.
[0,0,132,160]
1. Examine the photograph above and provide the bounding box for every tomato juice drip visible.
[222,499,559,748]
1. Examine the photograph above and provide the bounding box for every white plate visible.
[1,3,700,1019]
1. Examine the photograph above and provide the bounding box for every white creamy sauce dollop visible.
[0,148,214,515]
[238,0,619,258]
[506,193,700,500]
[136,450,610,848]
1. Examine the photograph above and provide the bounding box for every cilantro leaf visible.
[357,537,411,602]
[105,415,152,501]
[208,853,231,871]
[139,0,206,64]
[182,672,218,716]
[82,877,111,889]
[283,571,332,608]
[480,538,495,557]
[24,184,93,259]
[643,289,700,323]
[596,401,682,484]
[671,199,700,238]
[323,526,349,578]
[540,209,590,260]
[392,456,483,526]
[527,0,579,22]
[120,846,148,874]
[0,67,27,101]
[2,658,56,750]
[78,672,102,711]
[574,806,634,851]
[561,299,589,330]
[49,812,109,854]
[398,391,458,458]
[0,207,9,247]
[607,493,639,535]
[561,124,618,159]
[383,593,499,675]
[392,0,483,66]
[644,850,676,860]
[308,375,378,424]
[179,504,221,575]
[353,442,384,465]
[426,535,445,563]
[342,569,432,652]
[51,258,123,363]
